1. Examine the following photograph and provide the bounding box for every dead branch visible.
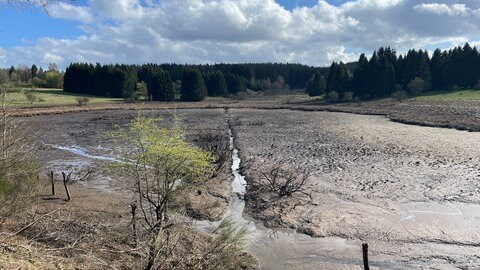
[13,207,63,235]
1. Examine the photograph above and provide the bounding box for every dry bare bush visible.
[0,86,40,227]
[192,128,230,177]
[244,163,312,227]
[258,165,311,198]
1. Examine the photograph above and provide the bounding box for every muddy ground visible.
[10,108,252,269]
[231,108,480,269]
[287,99,480,132]
[14,104,480,269]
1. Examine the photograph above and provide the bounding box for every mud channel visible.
[22,108,480,269]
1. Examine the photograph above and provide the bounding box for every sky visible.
[0,0,479,69]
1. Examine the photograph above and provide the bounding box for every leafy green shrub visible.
[24,92,38,104]
[392,90,408,102]
[75,97,90,106]
[327,91,339,102]
[408,77,425,96]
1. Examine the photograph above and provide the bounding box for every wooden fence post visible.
[62,172,71,201]
[50,171,55,196]
[362,243,370,270]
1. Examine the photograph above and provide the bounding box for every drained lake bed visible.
[22,108,480,269]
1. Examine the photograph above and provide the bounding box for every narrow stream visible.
[44,143,122,163]
[197,128,362,269]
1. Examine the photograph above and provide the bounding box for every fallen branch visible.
[13,207,63,236]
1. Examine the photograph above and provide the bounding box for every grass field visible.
[413,89,480,101]
[5,88,123,106]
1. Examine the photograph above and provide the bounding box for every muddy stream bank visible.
[195,126,367,269]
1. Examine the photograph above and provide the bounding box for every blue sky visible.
[0,0,322,49]
[0,6,82,48]
[0,0,479,69]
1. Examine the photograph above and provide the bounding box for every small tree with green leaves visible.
[24,91,38,104]
[408,77,425,96]
[326,91,339,102]
[111,113,215,269]
[75,97,90,106]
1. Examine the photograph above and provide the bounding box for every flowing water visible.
[196,129,362,269]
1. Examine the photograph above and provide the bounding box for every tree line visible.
[0,63,63,88]
[307,43,480,100]
[63,63,323,101]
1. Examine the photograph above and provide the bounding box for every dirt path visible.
[231,108,480,269]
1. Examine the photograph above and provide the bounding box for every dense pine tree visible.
[138,65,174,101]
[351,53,369,97]
[181,68,207,101]
[205,70,228,97]
[326,62,349,95]
[305,72,326,96]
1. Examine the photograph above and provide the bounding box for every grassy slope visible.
[7,88,123,106]
[412,89,480,101]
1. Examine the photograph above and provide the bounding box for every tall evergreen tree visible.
[181,68,207,101]
[205,70,228,97]
[305,72,326,96]
[326,62,349,95]
[31,64,38,78]
[352,53,369,97]
[149,69,175,101]
[430,49,445,90]
[224,73,246,94]
[378,54,396,96]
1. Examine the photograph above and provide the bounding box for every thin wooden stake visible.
[62,172,71,201]
[50,171,55,196]
[362,243,370,270]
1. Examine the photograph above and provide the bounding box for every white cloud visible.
[88,0,143,20]
[413,3,472,16]
[3,0,480,69]
[46,3,95,23]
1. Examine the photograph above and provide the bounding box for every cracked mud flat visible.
[232,108,480,269]
[21,108,480,269]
